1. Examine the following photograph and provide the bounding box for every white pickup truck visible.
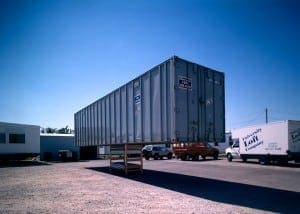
[225,120,300,164]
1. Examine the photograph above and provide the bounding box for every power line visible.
[229,111,265,127]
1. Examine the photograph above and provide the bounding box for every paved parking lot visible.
[0,158,299,213]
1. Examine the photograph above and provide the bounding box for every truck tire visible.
[192,154,199,161]
[180,154,187,161]
[154,154,159,160]
[242,157,247,162]
[259,156,270,165]
[201,155,206,160]
[167,153,172,159]
[227,153,233,162]
[213,152,219,160]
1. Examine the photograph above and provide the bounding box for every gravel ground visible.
[0,159,299,214]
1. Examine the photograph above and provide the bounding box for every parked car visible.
[173,142,219,161]
[142,145,173,160]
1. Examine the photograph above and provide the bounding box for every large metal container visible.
[74,56,225,146]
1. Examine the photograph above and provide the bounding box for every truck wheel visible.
[201,155,206,160]
[227,153,233,162]
[242,157,247,162]
[167,153,172,159]
[259,157,270,165]
[145,155,150,160]
[154,154,159,160]
[213,152,219,160]
[180,155,187,161]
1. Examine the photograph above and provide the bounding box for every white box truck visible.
[225,120,300,164]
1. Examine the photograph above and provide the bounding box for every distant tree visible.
[40,127,45,133]
[45,127,57,133]
[57,126,71,134]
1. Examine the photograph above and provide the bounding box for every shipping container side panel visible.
[86,106,89,146]
[166,61,173,142]
[105,97,110,144]
[96,101,100,145]
[127,82,134,142]
[91,104,95,146]
[213,72,225,142]
[75,56,224,146]
[198,66,206,142]
[94,102,98,145]
[74,114,77,146]
[89,106,91,146]
[83,108,87,146]
[95,102,98,145]
[151,67,162,142]
[90,105,94,146]
[79,110,82,146]
[87,106,90,146]
[77,112,81,146]
[142,74,151,142]
[188,63,199,142]
[169,58,176,142]
[134,78,142,142]
[288,121,300,152]
[110,94,115,144]
[86,107,89,146]
[115,90,121,143]
[205,70,215,141]
[161,63,168,142]
[82,110,85,146]
[174,59,189,141]
[101,100,105,144]
[121,86,127,143]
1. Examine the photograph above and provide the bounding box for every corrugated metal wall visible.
[40,135,79,161]
[75,56,225,146]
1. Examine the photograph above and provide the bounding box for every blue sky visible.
[0,0,299,131]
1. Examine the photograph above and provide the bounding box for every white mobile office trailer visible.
[225,120,300,164]
[0,122,40,160]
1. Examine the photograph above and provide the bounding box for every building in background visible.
[0,122,40,160]
[40,134,79,161]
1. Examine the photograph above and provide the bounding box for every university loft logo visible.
[242,128,264,151]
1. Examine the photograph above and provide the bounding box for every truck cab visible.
[225,139,241,161]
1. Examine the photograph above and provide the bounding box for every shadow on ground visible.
[87,166,300,213]
[0,160,50,168]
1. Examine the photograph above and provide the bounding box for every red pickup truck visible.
[173,142,219,161]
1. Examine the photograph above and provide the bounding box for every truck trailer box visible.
[226,120,300,163]
[74,56,225,147]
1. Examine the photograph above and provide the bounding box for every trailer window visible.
[0,133,5,143]
[9,134,25,144]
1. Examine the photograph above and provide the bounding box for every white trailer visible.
[225,120,300,164]
[0,122,40,160]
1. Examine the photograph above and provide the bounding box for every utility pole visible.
[265,108,268,124]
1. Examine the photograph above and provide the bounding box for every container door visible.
[205,70,215,142]
[187,63,199,142]
[213,72,225,142]
[174,59,198,142]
